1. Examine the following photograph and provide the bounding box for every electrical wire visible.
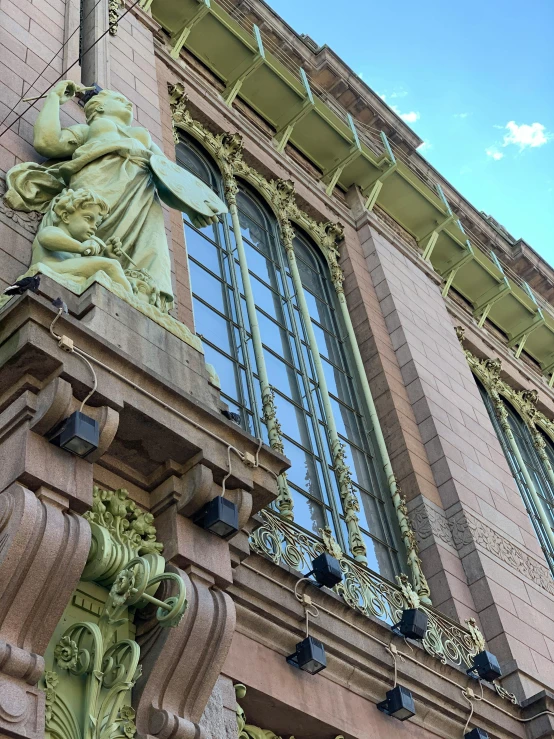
[0,0,106,132]
[242,560,554,728]
[47,306,283,489]
[0,0,143,141]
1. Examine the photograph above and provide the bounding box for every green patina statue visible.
[4,81,227,318]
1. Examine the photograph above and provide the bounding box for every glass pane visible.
[289,490,327,537]
[176,141,214,185]
[357,489,389,543]
[193,300,236,357]
[250,276,283,322]
[189,261,227,314]
[185,227,222,276]
[203,345,241,404]
[243,239,280,286]
[263,349,308,410]
[339,438,374,494]
[332,400,366,449]
[281,438,322,495]
[322,358,353,405]
[276,394,318,453]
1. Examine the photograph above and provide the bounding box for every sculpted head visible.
[84,89,133,125]
[52,188,109,242]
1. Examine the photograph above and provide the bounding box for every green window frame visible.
[176,134,401,581]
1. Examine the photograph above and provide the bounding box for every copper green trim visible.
[170,0,211,59]
[331,267,432,604]
[458,338,554,558]
[280,222,368,565]
[226,189,293,519]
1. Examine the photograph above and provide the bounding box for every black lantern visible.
[467,650,502,682]
[465,729,489,739]
[286,636,327,674]
[392,608,428,640]
[309,552,343,588]
[52,410,99,457]
[377,686,416,721]
[193,496,239,538]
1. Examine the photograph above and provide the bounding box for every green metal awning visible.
[147,0,554,383]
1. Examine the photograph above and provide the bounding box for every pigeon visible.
[3,274,41,296]
[221,409,241,425]
[52,297,68,314]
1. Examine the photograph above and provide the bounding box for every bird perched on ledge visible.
[3,274,41,296]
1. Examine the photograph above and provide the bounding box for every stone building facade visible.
[1,0,554,738]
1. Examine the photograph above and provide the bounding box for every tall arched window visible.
[478,382,554,572]
[177,134,401,581]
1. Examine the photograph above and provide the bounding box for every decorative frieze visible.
[410,498,554,598]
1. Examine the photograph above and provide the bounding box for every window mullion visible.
[280,222,368,566]
[490,391,554,557]
[224,178,294,520]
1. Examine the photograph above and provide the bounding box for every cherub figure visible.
[31,187,134,293]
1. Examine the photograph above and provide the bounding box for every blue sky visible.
[269,0,554,264]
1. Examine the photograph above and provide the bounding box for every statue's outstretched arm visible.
[34,81,88,158]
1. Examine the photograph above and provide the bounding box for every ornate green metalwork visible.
[250,507,515,705]
[43,488,187,739]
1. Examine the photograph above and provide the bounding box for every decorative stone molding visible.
[134,566,235,739]
[0,483,91,739]
[410,498,554,598]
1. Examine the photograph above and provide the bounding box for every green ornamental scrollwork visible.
[46,487,187,739]
[250,507,516,704]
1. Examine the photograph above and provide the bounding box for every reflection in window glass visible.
[177,134,401,579]
[478,382,554,574]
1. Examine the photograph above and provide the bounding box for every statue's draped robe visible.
[5,124,174,309]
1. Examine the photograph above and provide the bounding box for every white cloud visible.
[390,89,408,99]
[358,71,364,80]
[502,121,549,149]
[486,147,504,161]
[390,104,420,123]
[400,111,420,123]
[454,112,469,118]
[418,140,432,152]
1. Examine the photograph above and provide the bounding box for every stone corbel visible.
[0,482,91,739]
[134,565,236,739]
[31,376,119,463]
[151,460,253,536]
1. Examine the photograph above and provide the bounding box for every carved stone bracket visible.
[134,566,235,739]
[0,483,91,739]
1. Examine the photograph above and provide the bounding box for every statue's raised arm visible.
[3,85,227,324]
[33,81,90,159]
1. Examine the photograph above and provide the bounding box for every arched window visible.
[176,135,401,581]
[478,382,554,572]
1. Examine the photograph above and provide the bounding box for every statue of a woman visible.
[4,82,225,315]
